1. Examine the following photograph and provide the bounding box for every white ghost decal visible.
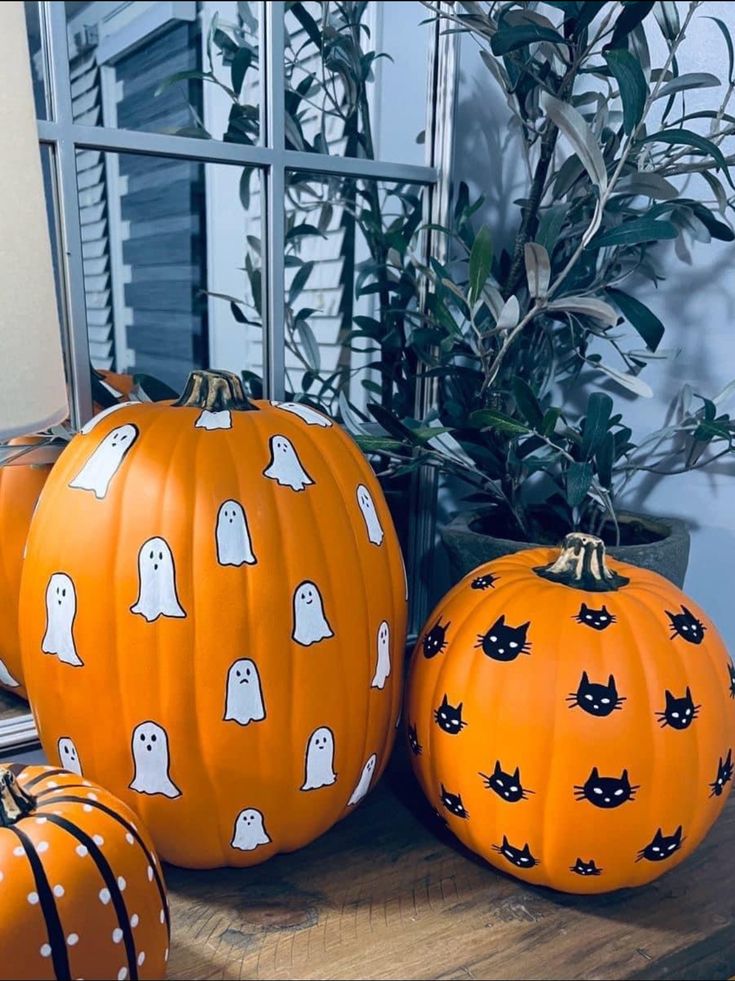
[371,620,391,690]
[301,726,337,791]
[356,484,384,546]
[348,753,377,806]
[129,721,181,798]
[69,424,138,499]
[131,537,186,622]
[263,435,313,491]
[80,401,133,435]
[42,573,83,666]
[231,808,270,851]
[58,736,83,776]
[195,409,232,430]
[0,659,20,688]
[224,658,266,726]
[292,580,333,646]
[216,500,257,567]
[274,402,332,427]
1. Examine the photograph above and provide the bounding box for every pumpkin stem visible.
[534,532,630,592]
[0,768,36,826]
[173,370,257,412]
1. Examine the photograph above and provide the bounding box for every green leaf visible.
[607,288,664,351]
[469,409,531,436]
[689,203,735,242]
[468,225,493,305]
[231,46,253,96]
[512,377,543,428]
[596,432,615,487]
[541,92,608,190]
[639,129,733,186]
[609,1,655,49]
[595,363,654,397]
[286,224,327,242]
[654,72,720,101]
[354,435,404,455]
[581,393,613,458]
[566,461,594,508]
[654,2,679,42]
[604,49,647,134]
[290,2,323,52]
[589,217,679,249]
[289,261,314,301]
[490,24,567,56]
[615,172,678,200]
[155,69,209,97]
[546,295,619,326]
[706,17,735,84]
[524,243,550,299]
[294,319,321,371]
[537,203,569,252]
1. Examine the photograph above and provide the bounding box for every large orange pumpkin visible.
[0,764,168,980]
[406,533,734,893]
[0,370,136,698]
[20,370,407,868]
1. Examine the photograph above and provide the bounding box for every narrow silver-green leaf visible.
[497,294,520,331]
[540,92,608,190]
[604,49,647,135]
[546,295,619,326]
[524,243,551,299]
[468,225,493,305]
[654,72,720,101]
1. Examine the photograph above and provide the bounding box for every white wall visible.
[451,3,735,646]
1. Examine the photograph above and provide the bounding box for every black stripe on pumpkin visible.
[43,794,170,938]
[35,783,90,799]
[9,826,71,981]
[39,813,139,981]
[22,768,69,792]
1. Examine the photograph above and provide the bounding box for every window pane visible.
[63,1,261,144]
[280,170,425,416]
[284,1,430,163]
[76,150,263,394]
[25,1,48,119]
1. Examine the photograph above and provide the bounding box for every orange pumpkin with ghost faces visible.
[20,370,407,868]
[406,533,735,893]
[0,764,168,980]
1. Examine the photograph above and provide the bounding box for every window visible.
[28,0,457,629]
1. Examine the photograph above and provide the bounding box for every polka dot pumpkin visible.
[407,533,735,893]
[0,765,168,979]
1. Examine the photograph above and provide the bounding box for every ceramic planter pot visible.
[439,509,691,588]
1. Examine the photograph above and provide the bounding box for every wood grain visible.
[166,744,735,981]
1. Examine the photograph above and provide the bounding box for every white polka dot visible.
[53,884,65,898]
[93,835,104,847]
[159,909,165,924]
[147,866,153,881]
[52,810,62,816]
[130,914,139,928]
[83,805,93,813]
[27,891,39,905]
[82,780,92,787]
[47,781,58,789]
[125,833,134,845]
[86,793,98,801]
[164,947,169,961]
[137,952,146,966]
[35,817,48,825]
[117,876,126,891]
[37,842,49,853]
[13,846,23,857]
[76,845,88,858]
[112,928,123,943]
[40,943,51,958]
[118,970,128,981]
[67,933,79,946]
[99,888,111,905]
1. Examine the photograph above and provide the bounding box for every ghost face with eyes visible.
[292,580,333,646]
[301,726,337,791]
[131,537,186,622]
[371,620,391,689]
[348,753,377,806]
[129,721,181,798]
[263,435,314,491]
[69,423,138,499]
[224,658,266,725]
[58,736,83,776]
[231,808,270,851]
[356,484,384,546]
[42,573,83,666]
[216,500,257,566]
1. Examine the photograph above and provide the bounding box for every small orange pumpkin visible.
[0,764,168,980]
[406,533,735,893]
[20,370,407,868]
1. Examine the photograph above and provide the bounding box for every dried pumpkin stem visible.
[0,768,36,826]
[173,370,257,412]
[534,532,629,592]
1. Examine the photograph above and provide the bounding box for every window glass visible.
[25,0,48,119]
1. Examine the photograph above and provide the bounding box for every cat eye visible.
[601,698,610,704]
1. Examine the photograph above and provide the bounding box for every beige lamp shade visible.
[0,3,68,439]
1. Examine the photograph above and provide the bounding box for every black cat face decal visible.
[574,602,616,631]
[667,605,706,645]
[569,858,602,877]
[440,784,468,819]
[567,671,625,717]
[728,662,735,699]
[493,835,538,869]
[637,826,683,862]
[471,572,497,591]
[475,615,531,662]
[710,749,733,798]
[480,761,532,802]
[574,767,638,808]
[656,687,700,730]
[434,694,467,735]
[423,618,450,659]
[407,723,422,756]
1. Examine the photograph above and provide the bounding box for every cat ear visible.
[521,843,531,855]
[581,670,589,684]
[580,602,589,613]
[590,766,599,780]
[607,674,616,690]
[665,610,676,621]
[493,760,502,775]
[601,605,609,614]
[513,766,520,781]
[440,783,446,795]
[444,620,451,629]
[681,605,694,618]
[441,693,448,706]
[674,825,682,839]
[665,689,675,706]
[621,768,629,783]
[502,834,510,847]
[496,614,505,626]
[457,702,463,712]
[653,827,664,841]
[685,686,692,700]
[519,620,531,631]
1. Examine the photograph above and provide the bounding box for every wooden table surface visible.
[165,744,735,981]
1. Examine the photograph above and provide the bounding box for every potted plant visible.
[348,0,735,588]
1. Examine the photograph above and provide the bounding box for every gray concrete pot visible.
[439,509,691,587]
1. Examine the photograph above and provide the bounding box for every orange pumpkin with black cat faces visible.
[20,370,407,868]
[406,533,735,893]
